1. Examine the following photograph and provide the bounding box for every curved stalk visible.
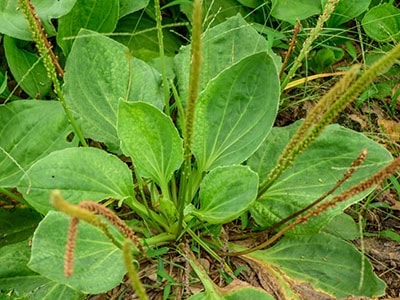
[154,0,171,114]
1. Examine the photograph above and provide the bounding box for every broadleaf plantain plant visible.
[1,0,400,298]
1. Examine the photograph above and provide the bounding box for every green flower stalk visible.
[228,153,400,256]
[18,0,88,147]
[51,190,114,277]
[154,0,171,114]
[259,65,360,194]
[177,0,203,234]
[185,0,203,153]
[123,240,149,300]
[51,190,144,277]
[281,0,340,91]
[51,190,106,230]
[260,155,400,253]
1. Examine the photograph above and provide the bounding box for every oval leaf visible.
[0,207,41,247]
[118,101,183,187]
[192,52,279,171]
[248,122,393,234]
[271,0,321,23]
[223,282,275,300]
[114,14,181,61]
[362,3,400,42]
[28,211,125,294]
[0,240,83,299]
[17,147,134,214]
[175,15,280,104]
[119,0,149,18]
[192,165,258,224]
[57,0,119,56]
[323,0,371,27]
[247,233,386,298]
[63,29,163,151]
[4,36,51,98]
[0,100,77,187]
[0,0,77,40]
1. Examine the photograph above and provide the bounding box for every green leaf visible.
[3,36,52,98]
[188,290,224,300]
[63,29,163,152]
[248,122,393,234]
[17,147,134,214]
[57,0,119,56]
[379,229,400,243]
[0,71,8,95]
[0,0,77,41]
[309,47,344,73]
[0,240,83,300]
[175,15,280,104]
[28,211,125,294]
[188,253,273,300]
[189,283,274,300]
[0,100,78,188]
[362,3,400,42]
[180,0,251,28]
[114,13,181,61]
[247,233,386,298]
[236,0,264,9]
[119,0,149,18]
[0,207,42,247]
[223,283,275,300]
[118,101,183,188]
[192,52,279,171]
[0,241,44,290]
[271,0,321,23]
[322,0,371,27]
[322,213,360,240]
[191,165,258,224]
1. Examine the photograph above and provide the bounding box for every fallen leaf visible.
[389,200,400,211]
[349,113,367,130]
[378,119,400,142]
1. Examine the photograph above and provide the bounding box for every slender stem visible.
[280,0,340,91]
[0,186,26,204]
[186,228,225,265]
[56,82,88,146]
[154,0,170,114]
[279,20,301,78]
[184,0,203,150]
[180,243,223,298]
[170,79,185,131]
[127,196,171,232]
[123,240,149,300]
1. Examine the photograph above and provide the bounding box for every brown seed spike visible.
[78,201,143,252]
[24,0,64,77]
[64,217,79,277]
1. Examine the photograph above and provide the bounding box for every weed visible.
[1,0,400,299]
